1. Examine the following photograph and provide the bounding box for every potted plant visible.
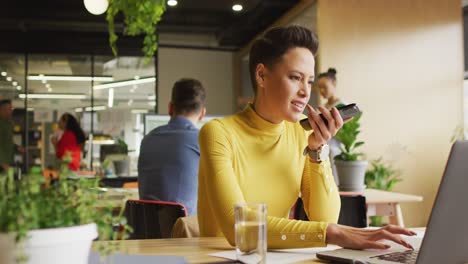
[106,0,166,62]
[334,110,367,192]
[0,155,131,264]
[113,138,130,176]
[365,159,402,226]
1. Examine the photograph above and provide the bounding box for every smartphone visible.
[299,103,361,130]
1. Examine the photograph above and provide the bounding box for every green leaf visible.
[106,0,166,61]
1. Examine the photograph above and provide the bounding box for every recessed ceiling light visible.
[167,0,177,7]
[232,4,243,12]
[6,77,12,82]
[47,88,53,92]
[45,84,51,88]
[41,80,47,84]
[12,81,18,86]
[1,72,6,76]
[16,86,21,91]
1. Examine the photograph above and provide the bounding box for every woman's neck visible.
[252,97,282,124]
[326,96,339,107]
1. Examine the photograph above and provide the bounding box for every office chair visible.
[124,199,188,239]
[293,195,367,228]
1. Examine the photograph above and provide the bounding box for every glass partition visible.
[0,53,156,174]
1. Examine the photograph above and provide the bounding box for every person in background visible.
[198,25,415,250]
[52,113,85,171]
[0,99,22,172]
[138,78,206,215]
[317,68,347,183]
[318,68,346,109]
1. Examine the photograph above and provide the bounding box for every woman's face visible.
[58,117,66,130]
[260,47,315,123]
[318,77,336,99]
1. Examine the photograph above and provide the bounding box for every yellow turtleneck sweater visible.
[197,104,340,248]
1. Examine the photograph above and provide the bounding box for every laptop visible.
[317,140,468,264]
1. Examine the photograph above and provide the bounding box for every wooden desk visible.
[93,237,324,263]
[341,189,423,227]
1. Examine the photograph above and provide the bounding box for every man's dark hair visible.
[171,78,206,115]
[248,25,319,94]
[0,99,12,107]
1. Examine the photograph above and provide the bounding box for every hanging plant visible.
[106,0,166,62]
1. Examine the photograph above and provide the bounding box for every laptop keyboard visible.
[370,250,419,264]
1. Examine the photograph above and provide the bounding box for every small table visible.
[341,189,423,227]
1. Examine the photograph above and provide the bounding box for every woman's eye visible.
[290,76,301,81]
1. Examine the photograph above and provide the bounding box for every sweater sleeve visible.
[199,121,339,248]
[300,158,341,245]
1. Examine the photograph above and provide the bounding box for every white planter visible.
[0,223,98,264]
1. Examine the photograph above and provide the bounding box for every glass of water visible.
[234,202,267,264]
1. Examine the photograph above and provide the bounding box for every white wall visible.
[317,0,464,227]
[158,47,234,115]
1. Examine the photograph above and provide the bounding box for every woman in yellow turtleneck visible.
[198,26,415,250]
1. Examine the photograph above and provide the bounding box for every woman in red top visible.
[52,113,86,171]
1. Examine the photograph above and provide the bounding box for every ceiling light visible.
[45,84,51,88]
[19,94,86,99]
[47,88,53,92]
[232,4,243,12]
[41,80,47,84]
[6,77,12,82]
[108,88,114,108]
[12,81,17,86]
[75,105,107,112]
[28,75,113,82]
[131,109,149,114]
[83,0,108,15]
[93,76,156,90]
[167,0,177,7]
[1,72,6,76]
[16,86,21,91]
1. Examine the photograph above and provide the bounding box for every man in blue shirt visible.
[138,78,206,215]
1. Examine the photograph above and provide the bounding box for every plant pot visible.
[113,160,129,176]
[0,223,98,264]
[335,160,368,192]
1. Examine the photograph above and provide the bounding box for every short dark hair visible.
[318,68,337,82]
[171,78,206,115]
[249,25,319,94]
[0,99,12,107]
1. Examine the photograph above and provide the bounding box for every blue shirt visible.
[138,116,200,215]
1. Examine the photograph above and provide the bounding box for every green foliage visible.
[365,159,401,191]
[116,138,128,153]
[365,158,402,226]
[106,0,166,62]
[450,125,467,143]
[334,105,364,161]
[0,164,132,260]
